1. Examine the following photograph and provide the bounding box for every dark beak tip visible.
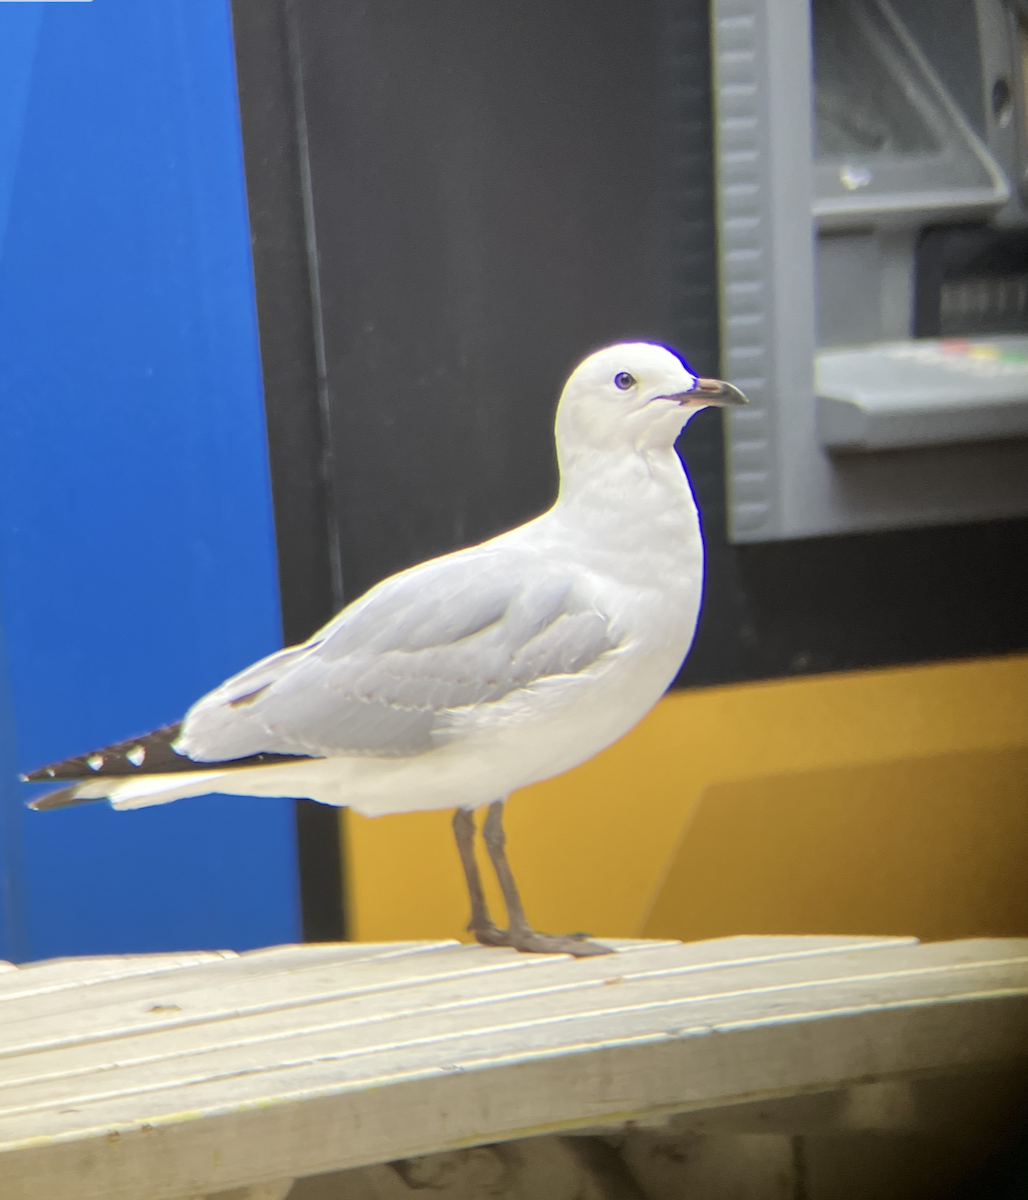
[692,377,749,407]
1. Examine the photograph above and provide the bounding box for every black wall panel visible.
[286,0,718,603]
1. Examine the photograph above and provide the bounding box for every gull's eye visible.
[614,371,636,390]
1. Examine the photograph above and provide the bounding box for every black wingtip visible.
[23,766,60,784]
[24,724,187,783]
[23,720,316,787]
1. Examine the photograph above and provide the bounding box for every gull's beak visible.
[664,377,749,408]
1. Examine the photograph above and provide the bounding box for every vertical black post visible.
[229,0,345,942]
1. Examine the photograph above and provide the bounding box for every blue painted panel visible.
[0,0,301,960]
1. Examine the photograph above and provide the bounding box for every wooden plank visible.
[1,937,1023,1200]
[0,953,237,1001]
[0,937,915,1084]
[3,981,1025,1200]
[0,943,530,1058]
[0,941,457,1036]
[0,936,909,1062]
[0,936,911,1070]
[0,937,926,1100]
[0,942,448,1004]
[0,940,1020,1130]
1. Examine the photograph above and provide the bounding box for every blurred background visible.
[0,0,1026,962]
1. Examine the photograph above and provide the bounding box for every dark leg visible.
[481,800,611,957]
[452,807,508,947]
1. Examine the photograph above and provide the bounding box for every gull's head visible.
[555,342,748,456]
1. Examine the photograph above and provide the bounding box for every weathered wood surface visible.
[0,935,1025,1200]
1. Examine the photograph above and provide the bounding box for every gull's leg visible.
[481,800,611,957]
[452,807,508,947]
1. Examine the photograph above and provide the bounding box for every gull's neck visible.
[548,442,701,566]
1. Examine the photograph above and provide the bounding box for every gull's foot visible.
[506,928,613,957]
[470,919,510,948]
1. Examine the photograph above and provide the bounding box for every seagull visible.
[25,343,747,956]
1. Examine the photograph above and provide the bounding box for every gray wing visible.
[177,547,619,761]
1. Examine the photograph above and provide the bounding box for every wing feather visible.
[177,550,618,762]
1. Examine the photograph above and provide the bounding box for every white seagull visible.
[26,343,747,956]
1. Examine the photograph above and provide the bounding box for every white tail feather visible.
[104,772,230,810]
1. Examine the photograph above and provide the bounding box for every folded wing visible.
[177,548,619,762]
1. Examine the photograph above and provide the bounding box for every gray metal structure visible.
[713,0,1028,541]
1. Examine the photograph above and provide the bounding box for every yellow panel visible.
[343,653,1028,943]
[643,747,1028,942]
